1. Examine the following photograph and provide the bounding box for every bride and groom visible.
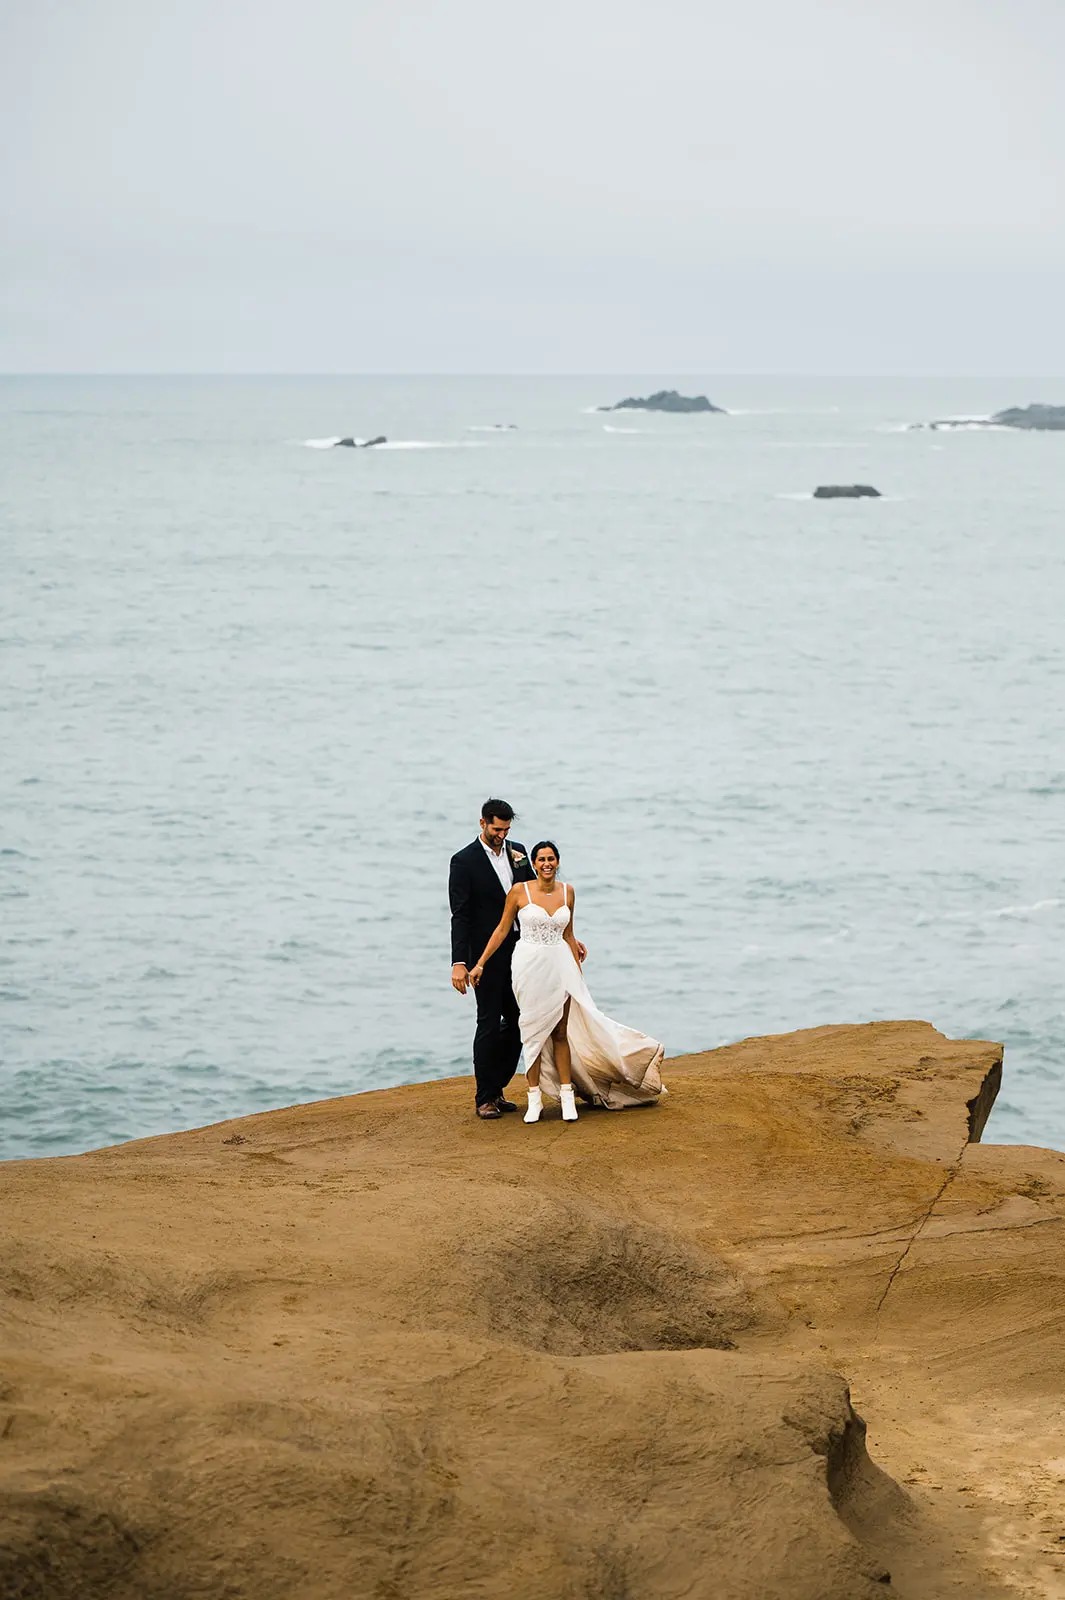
[449,799,666,1122]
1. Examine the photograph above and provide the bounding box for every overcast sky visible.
[3,0,1064,372]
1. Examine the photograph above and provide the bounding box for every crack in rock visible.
[874,1138,969,1324]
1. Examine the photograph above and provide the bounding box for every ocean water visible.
[2,373,1064,1160]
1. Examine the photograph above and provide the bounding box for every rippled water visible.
[3,374,1064,1159]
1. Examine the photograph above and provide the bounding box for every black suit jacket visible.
[449,839,536,968]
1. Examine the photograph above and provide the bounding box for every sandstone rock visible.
[1,1022,1061,1600]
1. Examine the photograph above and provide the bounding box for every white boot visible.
[559,1083,579,1122]
[524,1085,543,1124]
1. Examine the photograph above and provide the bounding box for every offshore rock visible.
[600,388,725,413]
[990,403,1065,430]
[334,435,387,448]
[912,403,1065,432]
[814,483,882,498]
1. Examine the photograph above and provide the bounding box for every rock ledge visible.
[2,1021,1062,1600]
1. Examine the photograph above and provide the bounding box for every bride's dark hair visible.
[531,840,560,865]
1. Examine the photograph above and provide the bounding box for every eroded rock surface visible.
[2,1021,1063,1600]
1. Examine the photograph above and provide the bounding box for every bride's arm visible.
[562,884,583,966]
[469,887,521,983]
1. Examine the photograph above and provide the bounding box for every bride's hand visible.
[469,964,484,987]
[576,940,588,963]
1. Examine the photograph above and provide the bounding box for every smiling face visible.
[481,814,511,853]
[533,845,559,883]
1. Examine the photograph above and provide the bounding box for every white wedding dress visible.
[511,883,666,1109]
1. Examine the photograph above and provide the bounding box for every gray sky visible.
[3,0,1064,372]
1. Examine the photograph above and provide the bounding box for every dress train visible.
[511,889,665,1111]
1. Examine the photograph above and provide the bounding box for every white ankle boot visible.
[524,1086,543,1124]
[559,1083,578,1122]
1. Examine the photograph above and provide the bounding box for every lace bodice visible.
[517,893,571,946]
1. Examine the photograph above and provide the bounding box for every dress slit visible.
[511,902,665,1111]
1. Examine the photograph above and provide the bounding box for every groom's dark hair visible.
[481,798,515,822]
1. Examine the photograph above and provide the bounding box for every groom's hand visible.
[451,963,470,994]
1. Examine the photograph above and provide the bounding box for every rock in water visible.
[912,402,1065,431]
[991,403,1065,430]
[600,389,725,414]
[813,484,881,498]
[333,436,387,448]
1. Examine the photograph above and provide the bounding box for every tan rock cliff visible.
[2,1021,1064,1599]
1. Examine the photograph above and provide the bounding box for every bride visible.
[470,840,666,1123]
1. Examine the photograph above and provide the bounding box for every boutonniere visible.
[510,850,526,865]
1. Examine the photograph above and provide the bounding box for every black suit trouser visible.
[472,941,522,1105]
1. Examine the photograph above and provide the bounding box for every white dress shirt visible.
[480,836,514,895]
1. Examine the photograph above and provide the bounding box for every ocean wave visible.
[989,898,1063,918]
[939,423,1012,433]
[904,418,1014,434]
[378,440,481,450]
[602,424,648,434]
[917,898,1063,926]
[878,421,1013,434]
[301,438,483,451]
[467,424,517,432]
[775,489,903,502]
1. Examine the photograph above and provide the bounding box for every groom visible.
[449,799,536,1120]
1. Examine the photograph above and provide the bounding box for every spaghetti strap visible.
[524,882,533,904]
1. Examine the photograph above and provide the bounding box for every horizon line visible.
[3,370,1065,380]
